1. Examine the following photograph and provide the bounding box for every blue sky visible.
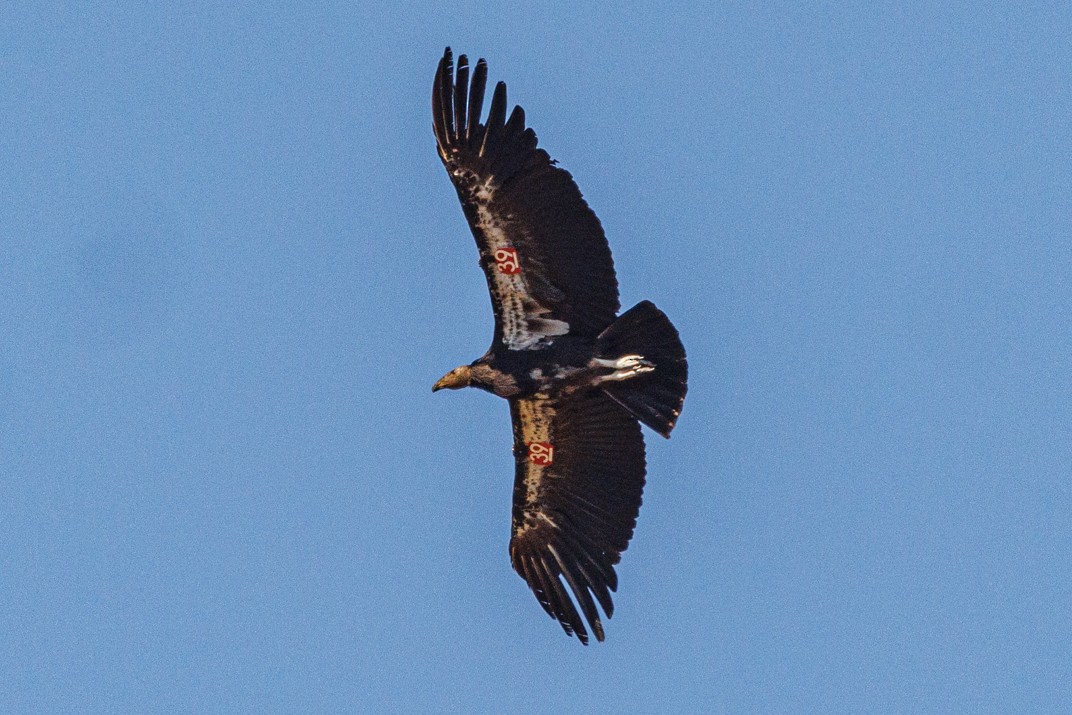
[2,2,1070,712]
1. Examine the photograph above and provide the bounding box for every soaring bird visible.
[431,48,688,644]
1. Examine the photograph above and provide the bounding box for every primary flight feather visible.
[432,48,688,644]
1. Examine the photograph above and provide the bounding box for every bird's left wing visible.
[507,392,646,644]
[433,48,620,350]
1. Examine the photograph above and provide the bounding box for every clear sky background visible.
[2,2,1069,712]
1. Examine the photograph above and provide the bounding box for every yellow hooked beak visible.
[432,365,472,392]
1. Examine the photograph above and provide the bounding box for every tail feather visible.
[597,301,688,438]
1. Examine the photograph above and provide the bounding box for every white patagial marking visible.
[528,441,554,465]
[464,176,569,350]
[494,247,521,274]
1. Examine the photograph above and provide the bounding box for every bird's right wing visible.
[507,392,646,644]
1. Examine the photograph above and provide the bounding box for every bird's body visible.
[436,336,594,398]
[431,48,688,644]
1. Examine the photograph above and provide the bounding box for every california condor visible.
[431,48,688,644]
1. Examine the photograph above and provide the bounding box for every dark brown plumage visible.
[431,48,687,644]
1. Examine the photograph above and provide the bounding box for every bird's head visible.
[432,365,473,392]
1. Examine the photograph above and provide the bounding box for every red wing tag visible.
[528,442,554,466]
[494,247,521,274]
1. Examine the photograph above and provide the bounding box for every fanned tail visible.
[597,301,688,438]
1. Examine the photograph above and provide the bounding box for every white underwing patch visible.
[466,177,569,350]
[515,398,555,537]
